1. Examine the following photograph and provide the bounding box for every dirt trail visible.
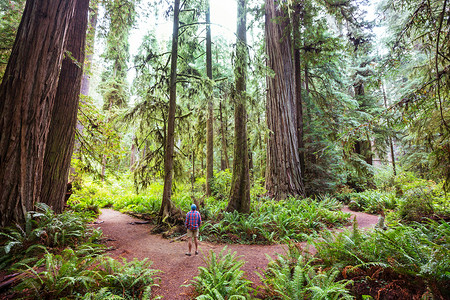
[95,207,379,299]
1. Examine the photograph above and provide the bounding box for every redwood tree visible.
[265,0,305,199]
[0,0,77,226]
[227,0,250,213]
[40,0,90,213]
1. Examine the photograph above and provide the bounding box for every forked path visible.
[95,208,378,299]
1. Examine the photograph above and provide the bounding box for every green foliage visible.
[345,190,398,214]
[97,257,160,299]
[12,248,160,300]
[13,247,102,299]
[75,97,128,179]
[0,0,25,80]
[260,244,353,299]
[191,247,252,299]
[210,169,232,199]
[201,197,350,244]
[0,204,102,270]
[313,219,450,296]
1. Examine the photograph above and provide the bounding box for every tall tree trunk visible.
[40,0,90,213]
[0,0,76,226]
[205,1,214,196]
[292,3,305,179]
[381,81,396,176]
[219,100,230,170]
[159,0,183,223]
[265,0,305,200]
[227,0,250,214]
[80,2,98,97]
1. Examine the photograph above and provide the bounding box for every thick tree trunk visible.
[265,0,305,200]
[0,0,76,226]
[227,0,250,214]
[293,3,305,179]
[219,100,230,170]
[159,0,183,223]
[40,0,90,213]
[205,1,214,196]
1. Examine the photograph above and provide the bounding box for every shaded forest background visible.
[0,0,449,225]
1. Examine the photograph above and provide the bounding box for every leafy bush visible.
[13,247,102,299]
[190,247,252,299]
[345,190,398,214]
[201,197,350,244]
[98,257,160,299]
[0,204,102,270]
[12,248,161,300]
[260,244,353,299]
[312,220,450,298]
[210,169,232,200]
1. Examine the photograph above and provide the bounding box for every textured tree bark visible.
[159,0,183,223]
[0,0,76,226]
[227,0,250,214]
[265,0,305,200]
[293,3,305,179]
[219,100,230,170]
[40,0,90,213]
[205,1,214,196]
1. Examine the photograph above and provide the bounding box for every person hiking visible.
[185,204,201,256]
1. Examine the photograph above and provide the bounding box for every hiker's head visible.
[191,204,197,211]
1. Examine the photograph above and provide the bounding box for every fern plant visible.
[260,244,353,300]
[98,257,161,299]
[191,247,252,299]
[13,247,102,299]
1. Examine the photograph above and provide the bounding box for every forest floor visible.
[95,207,379,299]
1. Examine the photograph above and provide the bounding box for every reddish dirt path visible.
[95,207,379,299]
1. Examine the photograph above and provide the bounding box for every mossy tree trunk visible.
[159,0,183,224]
[226,0,250,214]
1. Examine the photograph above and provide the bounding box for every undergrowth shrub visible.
[12,248,161,300]
[13,247,103,299]
[260,244,353,299]
[312,220,450,298]
[0,203,102,270]
[345,190,398,214]
[98,257,161,299]
[190,246,252,299]
[201,197,350,244]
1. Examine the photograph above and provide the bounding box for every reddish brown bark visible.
[40,0,90,213]
[265,0,305,200]
[0,0,77,226]
[293,3,305,178]
[227,0,250,214]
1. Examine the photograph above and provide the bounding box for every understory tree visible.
[380,0,449,188]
